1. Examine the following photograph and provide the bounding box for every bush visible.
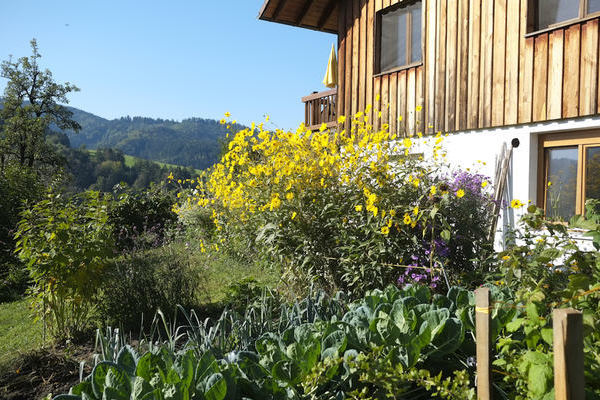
[0,166,43,302]
[97,242,201,332]
[109,185,178,253]
[177,114,495,296]
[15,190,114,338]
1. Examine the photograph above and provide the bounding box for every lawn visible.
[0,299,46,376]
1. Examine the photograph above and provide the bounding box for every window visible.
[538,132,600,220]
[376,1,422,74]
[531,0,600,31]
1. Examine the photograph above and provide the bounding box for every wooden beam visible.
[295,0,314,25]
[272,0,289,20]
[553,308,585,400]
[318,0,338,28]
[475,288,492,400]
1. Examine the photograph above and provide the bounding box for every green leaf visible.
[131,377,153,400]
[105,367,131,395]
[541,328,553,345]
[204,373,227,400]
[506,318,524,332]
[440,230,451,241]
[321,330,347,360]
[116,345,137,377]
[272,360,303,385]
[91,362,119,398]
[528,364,553,398]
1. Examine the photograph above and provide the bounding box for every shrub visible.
[15,190,114,338]
[97,242,201,333]
[176,114,495,296]
[109,185,178,253]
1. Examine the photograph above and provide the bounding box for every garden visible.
[3,111,600,399]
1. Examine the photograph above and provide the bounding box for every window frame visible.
[537,131,600,218]
[374,0,423,76]
[527,0,600,34]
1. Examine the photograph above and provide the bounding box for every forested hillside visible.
[64,107,236,170]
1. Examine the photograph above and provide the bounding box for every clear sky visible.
[0,1,336,130]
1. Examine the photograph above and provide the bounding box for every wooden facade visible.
[260,0,600,136]
[336,0,600,136]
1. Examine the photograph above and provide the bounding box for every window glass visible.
[381,8,407,72]
[585,146,600,201]
[410,3,422,63]
[537,0,579,30]
[545,147,578,220]
[589,0,600,14]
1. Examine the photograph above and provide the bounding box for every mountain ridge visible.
[63,106,236,170]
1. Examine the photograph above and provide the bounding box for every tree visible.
[0,39,80,171]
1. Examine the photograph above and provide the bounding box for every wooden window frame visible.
[537,130,600,217]
[527,0,600,34]
[374,0,423,76]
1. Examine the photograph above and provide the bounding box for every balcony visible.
[302,89,337,131]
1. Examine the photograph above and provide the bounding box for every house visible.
[258,0,600,246]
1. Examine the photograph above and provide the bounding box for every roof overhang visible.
[258,0,339,35]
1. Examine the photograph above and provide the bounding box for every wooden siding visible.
[336,0,600,136]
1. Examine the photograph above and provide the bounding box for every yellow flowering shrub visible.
[176,111,495,295]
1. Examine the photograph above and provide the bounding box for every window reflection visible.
[586,146,600,201]
[590,0,600,14]
[545,147,578,221]
[380,1,421,72]
[537,0,579,30]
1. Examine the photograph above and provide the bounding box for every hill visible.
[64,107,237,170]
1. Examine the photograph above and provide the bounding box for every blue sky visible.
[0,1,336,130]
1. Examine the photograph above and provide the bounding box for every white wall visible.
[438,116,600,250]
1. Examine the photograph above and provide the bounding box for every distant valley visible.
[64,107,238,170]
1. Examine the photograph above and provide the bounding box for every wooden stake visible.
[553,308,585,400]
[475,287,492,400]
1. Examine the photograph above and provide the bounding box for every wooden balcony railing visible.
[302,89,337,131]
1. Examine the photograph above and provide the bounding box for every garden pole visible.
[475,287,492,400]
[553,308,585,400]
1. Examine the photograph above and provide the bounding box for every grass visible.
[193,248,279,304]
[88,149,203,174]
[0,299,46,375]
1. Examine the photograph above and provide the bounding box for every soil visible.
[0,343,94,400]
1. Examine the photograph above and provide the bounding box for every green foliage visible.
[59,146,198,193]
[63,109,240,170]
[57,285,481,399]
[0,39,80,170]
[109,187,178,252]
[487,204,600,399]
[97,243,201,333]
[0,166,43,301]
[15,191,114,338]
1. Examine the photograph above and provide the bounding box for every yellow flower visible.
[415,105,422,112]
[430,186,437,195]
[291,211,297,220]
[224,111,231,117]
[413,206,419,216]
[547,181,552,187]
[265,114,270,122]
[403,213,412,225]
[456,189,465,198]
[510,199,525,208]
[338,115,346,124]
[319,123,327,132]
[167,172,174,180]
[220,119,226,125]
[355,205,363,212]
[502,255,510,260]
[481,181,488,188]
[381,226,390,235]
[286,192,294,200]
